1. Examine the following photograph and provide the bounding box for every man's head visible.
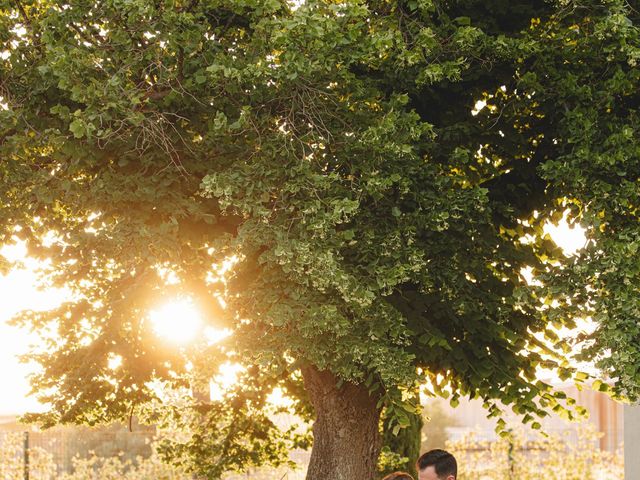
[382,472,414,480]
[416,449,457,480]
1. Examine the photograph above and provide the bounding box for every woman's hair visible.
[382,472,414,480]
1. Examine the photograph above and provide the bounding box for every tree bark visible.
[302,365,382,480]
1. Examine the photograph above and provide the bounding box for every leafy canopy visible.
[1,0,639,475]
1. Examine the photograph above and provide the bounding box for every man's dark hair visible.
[382,472,414,480]
[416,449,457,478]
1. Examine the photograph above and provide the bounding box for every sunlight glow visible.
[204,326,232,344]
[107,353,123,370]
[210,363,245,401]
[0,240,67,415]
[471,99,487,116]
[288,0,305,10]
[149,299,203,345]
[267,387,295,408]
[544,213,587,255]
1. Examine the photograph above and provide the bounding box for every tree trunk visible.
[302,365,382,480]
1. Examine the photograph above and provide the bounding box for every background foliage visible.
[449,425,623,480]
[0,424,623,480]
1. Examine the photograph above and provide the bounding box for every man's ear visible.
[446,476,455,480]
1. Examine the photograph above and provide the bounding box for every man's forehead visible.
[418,465,440,480]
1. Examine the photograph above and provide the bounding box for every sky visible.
[0,220,587,415]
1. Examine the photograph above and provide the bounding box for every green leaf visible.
[454,16,471,26]
[69,119,86,138]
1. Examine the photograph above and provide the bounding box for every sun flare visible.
[149,298,203,345]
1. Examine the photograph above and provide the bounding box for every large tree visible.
[1,0,639,478]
